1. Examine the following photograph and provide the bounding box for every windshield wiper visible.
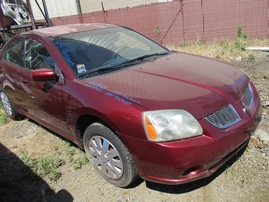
[128,52,169,62]
[78,65,122,78]
[78,52,169,78]
[105,52,169,68]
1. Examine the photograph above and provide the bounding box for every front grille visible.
[242,83,254,108]
[204,104,241,129]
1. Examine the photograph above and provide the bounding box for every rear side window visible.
[3,38,23,66]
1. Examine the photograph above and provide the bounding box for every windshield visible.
[52,27,170,78]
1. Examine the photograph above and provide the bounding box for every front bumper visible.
[120,94,262,185]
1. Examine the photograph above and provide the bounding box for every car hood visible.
[83,52,249,119]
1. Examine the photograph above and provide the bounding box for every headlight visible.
[142,110,203,142]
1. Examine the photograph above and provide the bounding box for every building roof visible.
[28,23,119,37]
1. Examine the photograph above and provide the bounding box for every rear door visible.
[1,36,71,135]
[0,38,26,110]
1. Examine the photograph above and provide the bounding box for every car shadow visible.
[144,143,248,193]
[0,142,73,202]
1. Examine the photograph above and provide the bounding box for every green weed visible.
[73,154,89,170]
[19,149,63,181]
[0,104,8,125]
[248,54,255,61]
[73,158,82,170]
[225,166,234,178]
[236,25,248,50]
[20,149,37,173]
[81,154,89,164]
[65,142,74,163]
[38,155,63,181]
[169,37,269,62]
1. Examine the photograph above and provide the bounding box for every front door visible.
[22,38,71,134]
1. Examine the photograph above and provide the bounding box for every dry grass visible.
[168,38,269,62]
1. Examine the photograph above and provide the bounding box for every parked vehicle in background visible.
[0,23,262,187]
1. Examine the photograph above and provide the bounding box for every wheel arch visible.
[75,113,120,149]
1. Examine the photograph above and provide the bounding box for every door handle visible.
[21,77,29,84]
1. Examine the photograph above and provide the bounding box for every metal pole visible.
[160,2,185,44]
[26,0,36,29]
[41,0,53,26]
[77,0,82,14]
[35,0,47,21]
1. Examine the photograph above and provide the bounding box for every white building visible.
[30,0,172,20]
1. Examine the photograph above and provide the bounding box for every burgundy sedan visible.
[0,23,262,187]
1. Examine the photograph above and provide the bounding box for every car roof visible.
[25,23,120,38]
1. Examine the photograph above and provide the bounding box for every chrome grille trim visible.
[204,104,241,129]
[242,83,254,108]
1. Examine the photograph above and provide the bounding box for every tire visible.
[83,123,138,187]
[0,91,23,120]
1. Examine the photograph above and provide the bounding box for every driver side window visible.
[24,39,55,70]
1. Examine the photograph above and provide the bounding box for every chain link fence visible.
[32,0,269,45]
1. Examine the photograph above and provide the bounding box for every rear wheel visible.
[83,123,138,187]
[0,91,23,120]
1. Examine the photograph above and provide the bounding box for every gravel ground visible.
[0,54,269,202]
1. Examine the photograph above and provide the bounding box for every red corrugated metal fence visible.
[51,0,269,45]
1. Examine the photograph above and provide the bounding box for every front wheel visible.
[0,91,23,120]
[83,123,138,187]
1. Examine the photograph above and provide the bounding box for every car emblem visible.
[242,101,248,113]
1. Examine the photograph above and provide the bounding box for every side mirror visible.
[30,68,56,81]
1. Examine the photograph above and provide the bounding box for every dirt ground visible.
[0,52,269,202]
